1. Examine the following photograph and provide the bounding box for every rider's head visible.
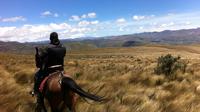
[50,32,60,45]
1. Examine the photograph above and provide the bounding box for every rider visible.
[32,32,66,106]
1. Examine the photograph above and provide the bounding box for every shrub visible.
[154,54,187,77]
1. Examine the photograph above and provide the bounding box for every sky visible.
[1,0,200,42]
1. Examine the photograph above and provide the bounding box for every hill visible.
[1,28,200,53]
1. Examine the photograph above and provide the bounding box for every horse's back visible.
[46,71,72,93]
[44,72,77,112]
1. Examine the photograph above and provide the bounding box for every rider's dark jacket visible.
[35,43,66,74]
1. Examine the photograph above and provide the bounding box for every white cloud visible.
[69,12,97,21]
[133,15,145,21]
[91,20,99,25]
[69,15,81,21]
[78,20,99,26]
[116,18,126,23]
[0,21,98,42]
[161,22,174,27]
[119,27,124,31]
[132,15,155,21]
[41,11,52,16]
[78,20,90,26]
[41,11,59,17]
[81,14,87,19]
[1,12,200,42]
[0,23,72,42]
[139,26,144,30]
[185,21,191,25]
[0,27,16,37]
[70,27,91,33]
[1,16,26,22]
[121,12,200,33]
[87,12,96,18]
[51,23,71,30]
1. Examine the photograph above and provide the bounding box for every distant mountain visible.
[105,28,200,45]
[61,28,200,47]
[133,28,200,44]
[1,28,200,53]
[0,41,34,54]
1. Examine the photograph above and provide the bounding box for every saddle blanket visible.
[39,76,49,93]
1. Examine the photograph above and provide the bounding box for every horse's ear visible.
[35,47,39,53]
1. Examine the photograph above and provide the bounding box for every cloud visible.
[91,20,99,25]
[119,27,124,31]
[69,15,81,21]
[2,12,200,42]
[87,12,96,18]
[113,12,200,33]
[132,15,155,21]
[81,14,87,19]
[133,15,145,21]
[139,26,144,30]
[78,20,99,26]
[41,11,52,16]
[0,16,26,22]
[160,22,174,27]
[69,12,97,21]
[70,27,91,33]
[41,11,59,17]
[78,20,90,26]
[0,23,72,42]
[144,12,200,32]
[116,18,126,23]
[0,21,98,42]
[185,21,191,25]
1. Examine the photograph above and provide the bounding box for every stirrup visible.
[29,91,35,97]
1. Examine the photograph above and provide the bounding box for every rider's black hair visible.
[50,32,60,45]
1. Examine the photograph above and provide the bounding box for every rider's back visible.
[46,43,66,69]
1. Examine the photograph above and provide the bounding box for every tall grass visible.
[1,45,200,112]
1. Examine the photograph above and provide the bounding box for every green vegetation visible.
[154,54,187,79]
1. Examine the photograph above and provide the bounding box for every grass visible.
[1,44,200,111]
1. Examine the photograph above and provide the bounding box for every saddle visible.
[39,71,64,93]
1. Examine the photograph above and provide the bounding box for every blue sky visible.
[1,0,200,42]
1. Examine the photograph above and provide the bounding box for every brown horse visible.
[36,71,104,112]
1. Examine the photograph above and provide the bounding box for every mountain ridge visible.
[1,27,200,53]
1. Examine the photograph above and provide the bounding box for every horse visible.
[35,71,104,112]
[34,47,105,112]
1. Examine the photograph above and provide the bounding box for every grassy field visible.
[1,44,200,112]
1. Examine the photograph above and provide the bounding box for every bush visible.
[154,54,187,77]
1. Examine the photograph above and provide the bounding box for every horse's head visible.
[35,47,38,52]
[35,47,43,68]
